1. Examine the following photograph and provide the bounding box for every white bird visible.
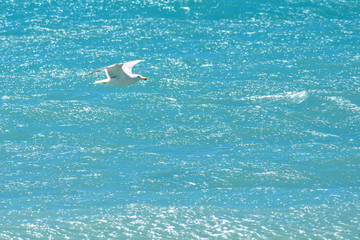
[84,60,147,86]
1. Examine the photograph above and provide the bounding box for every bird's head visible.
[137,75,147,80]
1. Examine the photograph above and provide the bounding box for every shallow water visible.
[1,0,360,239]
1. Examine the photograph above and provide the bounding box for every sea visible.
[1,0,359,239]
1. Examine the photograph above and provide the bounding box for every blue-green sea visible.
[1,0,360,239]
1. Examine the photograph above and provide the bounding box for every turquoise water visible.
[1,0,360,239]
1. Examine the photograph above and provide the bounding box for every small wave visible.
[305,130,339,138]
[1,95,11,100]
[326,96,360,113]
[241,91,308,104]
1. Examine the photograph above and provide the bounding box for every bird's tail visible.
[94,79,109,84]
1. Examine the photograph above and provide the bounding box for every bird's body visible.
[84,60,147,86]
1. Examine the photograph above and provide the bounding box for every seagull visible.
[84,60,147,86]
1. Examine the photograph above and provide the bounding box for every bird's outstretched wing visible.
[105,63,125,79]
[122,60,144,76]
[83,60,143,78]
[82,63,122,77]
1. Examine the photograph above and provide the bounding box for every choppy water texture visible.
[1,0,360,239]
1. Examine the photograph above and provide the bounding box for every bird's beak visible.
[141,77,147,80]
